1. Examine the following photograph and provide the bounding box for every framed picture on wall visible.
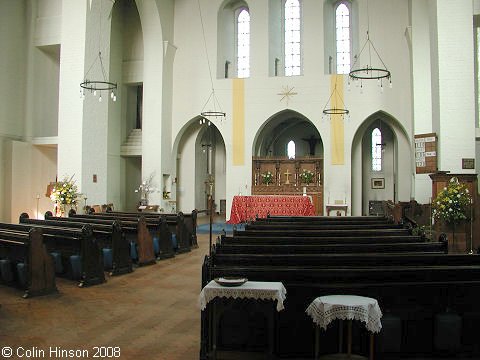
[371,178,385,189]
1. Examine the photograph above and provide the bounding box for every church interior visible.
[2,0,480,359]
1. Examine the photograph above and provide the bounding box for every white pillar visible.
[431,0,476,173]
[57,1,87,183]
[58,1,115,205]
[410,0,434,203]
[137,1,164,205]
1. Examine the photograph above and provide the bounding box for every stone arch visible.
[351,110,412,215]
[252,109,323,157]
[173,117,227,213]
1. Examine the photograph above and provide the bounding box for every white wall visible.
[173,0,413,215]
[35,0,61,47]
[57,0,87,193]
[32,46,60,138]
[137,0,165,206]
[0,0,27,221]
[1,0,477,220]
[177,125,201,212]
[410,0,434,204]
[431,0,476,173]
[7,141,57,223]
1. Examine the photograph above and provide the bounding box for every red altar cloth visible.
[227,195,315,224]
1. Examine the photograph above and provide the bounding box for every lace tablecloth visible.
[306,295,382,333]
[199,280,287,311]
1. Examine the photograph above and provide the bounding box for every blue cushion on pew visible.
[102,248,113,270]
[50,252,63,274]
[130,242,138,261]
[69,255,82,280]
[153,236,160,255]
[16,263,26,287]
[0,259,14,282]
[171,234,178,250]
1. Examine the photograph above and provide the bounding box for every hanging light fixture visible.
[200,91,226,120]
[80,0,117,102]
[323,79,349,116]
[348,0,391,90]
[197,0,226,121]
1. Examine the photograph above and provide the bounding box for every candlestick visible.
[36,194,40,219]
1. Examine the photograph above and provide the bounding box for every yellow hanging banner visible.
[330,75,345,165]
[232,79,245,165]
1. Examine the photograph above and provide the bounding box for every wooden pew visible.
[233,228,413,238]
[104,210,198,249]
[21,214,132,276]
[262,215,393,224]
[211,252,471,267]
[200,215,480,358]
[214,240,448,254]
[203,255,480,358]
[68,214,158,266]
[0,222,104,287]
[89,211,192,254]
[220,234,425,245]
[0,227,57,298]
[245,222,406,230]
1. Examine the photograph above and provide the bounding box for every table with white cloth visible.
[306,295,383,360]
[199,280,287,359]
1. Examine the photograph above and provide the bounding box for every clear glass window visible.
[335,3,351,74]
[287,140,296,159]
[372,128,382,171]
[237,9,250,78]
[285,0,301,76]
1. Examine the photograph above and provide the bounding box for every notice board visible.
[415,133,437,174]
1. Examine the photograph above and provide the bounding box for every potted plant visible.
[432,176,472,249]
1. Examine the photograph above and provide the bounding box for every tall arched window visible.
[237,8,250,78]
[371,128,382,171]
[287,140,296,159]
[285,0,301,76]
[335,2,351,74]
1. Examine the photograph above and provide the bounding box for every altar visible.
[252,156,324,215]
[227,195,315,224]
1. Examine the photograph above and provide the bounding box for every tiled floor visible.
[0,230,213,360]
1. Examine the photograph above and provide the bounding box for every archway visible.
[351,111,412,216]
[253,109,323,157]
[173,118,226,214]
[110,0,144,211]
[252,110,325,214]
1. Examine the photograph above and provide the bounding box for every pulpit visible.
[252,156,323,215]
[429,172,477,253]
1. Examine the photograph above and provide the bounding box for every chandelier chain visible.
[197,0,225,119]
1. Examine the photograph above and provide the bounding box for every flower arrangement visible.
[135,173,157,201]
[50,175,79,206]
[299,169,314,184]
[261,171,274,185]
[432,177,472,224]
